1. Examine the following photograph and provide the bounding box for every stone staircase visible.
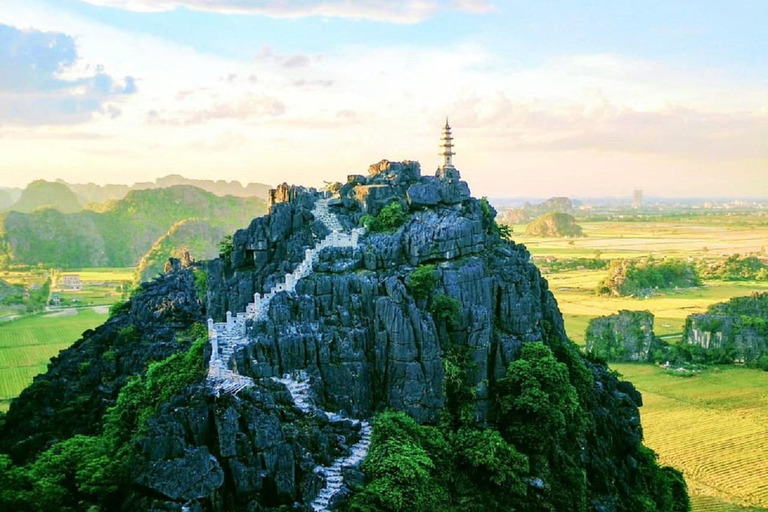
[272,371,372,512]
[207,198,364,396]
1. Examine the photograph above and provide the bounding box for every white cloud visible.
[0,23,137,125]
[75,0,493,23]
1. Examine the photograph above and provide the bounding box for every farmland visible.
[515,213,768,511]
[516,216,768,344]
[613,364,768,512]
[0,308,108,411]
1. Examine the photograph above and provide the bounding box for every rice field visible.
[0,308,107,411]
[613,364,768,512]
[517,216,768,511]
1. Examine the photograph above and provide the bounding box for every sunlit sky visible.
[0,0,766,198]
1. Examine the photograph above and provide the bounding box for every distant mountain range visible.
[0,185,267,275]
[0,175,271,214]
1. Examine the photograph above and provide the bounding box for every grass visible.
[549,272,768,344]
[0,309,108,411]
[612,364,768,511]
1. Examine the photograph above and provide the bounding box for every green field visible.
[513,215,768,511]
[0,308,108,411]
[612,364,768,512]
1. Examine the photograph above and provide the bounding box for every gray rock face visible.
[155,159,567,509]
[206,160,564,426]
[683,292,768,363]
[136,447,224,501]
[406,181,440,208]
[585,310,659,362]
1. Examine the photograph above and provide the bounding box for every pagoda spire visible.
[439,117,455,169]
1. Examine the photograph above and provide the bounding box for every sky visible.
[0,0,766,198]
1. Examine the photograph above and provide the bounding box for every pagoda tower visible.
[439,117,456,170]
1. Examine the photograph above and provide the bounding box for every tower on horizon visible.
[633,189,643,209]
[439,118,456,170]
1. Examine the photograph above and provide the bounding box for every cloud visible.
[147,93,286,125]
[0,23,137,124]
[449,94,768,159]
[75,0,493,23]
[256,45,318,69]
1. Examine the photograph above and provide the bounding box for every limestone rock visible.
[683,292,768,363]
[585,310,660,362]
[406,181,440,208]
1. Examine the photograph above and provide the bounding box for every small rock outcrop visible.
[683,292,768,364]
[525,212,584,237]
[585,310,661,362]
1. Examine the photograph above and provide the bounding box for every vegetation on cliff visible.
[679,292,768,368]
[0,325,207,511]
[351,343,689,512]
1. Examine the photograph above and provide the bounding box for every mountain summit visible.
[0,155,689,511]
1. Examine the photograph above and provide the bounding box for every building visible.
[51,293,61,307]
[632,189,643,209]
[439,117,456,170]
[61,274,82,290]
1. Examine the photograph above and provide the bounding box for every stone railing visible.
[207,198,364,394]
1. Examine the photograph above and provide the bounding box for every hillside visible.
[60,174,272,205]
[8,180,81,214]
[0,161,689,512]
[499,196,574,223]
[136,219,226,282]
[0,186,266,269]
[0,190,15,211]
[525,211,584,237]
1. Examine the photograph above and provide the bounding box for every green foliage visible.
[350,411,450,512]
[349,411,529,512]
[104,324,207,444]
[597,258,701,296]
[219,234,234,260]
[362,202,409,233]
[452,427,528,496]
[108,300,129,317]
[193,268,208,302]
[697,254,768,281]
[536,256,609,273]
[406,265,436,300]
[430,294,461,329]
[480,197,513,240]
[496,342,584,453]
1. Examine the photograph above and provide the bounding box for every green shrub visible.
[406,265,436,300]
[362,202,409,233]
[193,268,208,302]
[430,294,461,329]
[219,234,234,260]
[597,258,701,296]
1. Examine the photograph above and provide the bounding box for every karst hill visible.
[0,142,690,510]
